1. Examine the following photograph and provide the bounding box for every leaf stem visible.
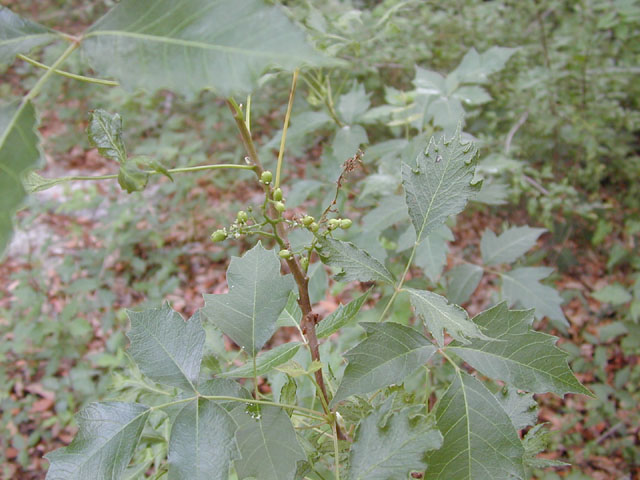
[376,242,417,322]
[18,54,120,86]
[333,421,342,480]
[199,395,326,420]
[275,69,299,188]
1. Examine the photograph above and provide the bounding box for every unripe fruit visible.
[273,188,283,201]
[237,210,248,223]
[340,218,352,229]
[210,229,227,242]
[302,215,315,226]
[278,249,292,259]
[300,256,309,271]
[260,170,273,184]
[309,222,319,232]
[328,218,340,230]
[274,201,286,212]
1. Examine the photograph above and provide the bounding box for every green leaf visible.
[453,85,492,105]
[168,398,239,480]
[361,195,409,234]
[232,406,306,480]
[87,109,127,164]
[198,378,252,410]
[494,387,538,430]
[413,225,454,283]
[451,47,518,84]
[0,7,60,65]
[331,322,436,407]
[316,237,395,285]
[202,242,294,356]
[220,342,302,378]
[0,101,42,256]
[501,267,567,327]
[316,289,370,338]
[413,67,445,96]
[480,226,546,265]
[446,264,483,305]
[276,291,302,327]
[427,96,465,131]
[425,371,525,480]
[83,0,331,96]
[522,424,569,469]
[592,283,632,306]
[126,304,205,392]
[22,171,69,193]
[448,303,592,396]
[331,124,368,161]
[402,131,480,245]
[45,402,150,480]
[117,160,149,193]
[349,396,443,480]
[337,83,370,124]
[406,288,489,347]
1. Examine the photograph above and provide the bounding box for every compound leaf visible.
[448,303,591,396]
[202,242,294,356]
[126,304,205,392]
[168,398,239,480]
[331,322,436,407]
[0,101,41,257]
[480,226,546,265]
[501,267,567,327]
[83,0,331,96]
[316,289,370,338]
[232,406,305,480]
[406,288,489,347]
[425,371,525,480]
[0,7,61,65]
[220,342,302,378]
[316,237,395,285]
[402,131,480,245]
[349,396,443,480]
[45,402,150,480]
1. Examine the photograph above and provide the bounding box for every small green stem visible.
[376,242,417,322]
[18,54,119,86]
[150,397,196,411]
[439,349,460,372]
[275,69,299,188]
[199,395,326,420]
[253,355,259,398]
[332,421,341,480]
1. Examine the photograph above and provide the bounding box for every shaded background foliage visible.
[1,0,638,478]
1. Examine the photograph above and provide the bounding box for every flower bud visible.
[278,249,292,259]
[300,256,309,271]
[274,201,286,213]
[340,218,352,229]
[328,218,340,230]
[210,229,227,242]
[260,170,273,184]
[309,222,319,232]
[273,188,283,201]
[302,215,315,226]
[236,210,248,223]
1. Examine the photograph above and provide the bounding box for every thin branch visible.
[18,54,119,86]
[504,111,529,154]
[275,69,299,188]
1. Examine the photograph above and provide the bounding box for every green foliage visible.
[0,1,607,478]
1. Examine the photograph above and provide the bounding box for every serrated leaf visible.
[232,406,306,480]
[221,342,302,378]
[494,386,538,430]
[349,396,443,480]
[277,291,302,327]
[451,47,518,84]
[202,242,294,356]
[168,398,239,480]
[406,288,489,347]
[332,124,368,161]
[316,237,395,285]
[446,264,483,305]
[337,83,370,124]
[501,267,567,326]
[414,225,453,283]
[82,0,331,97]
[0,101,41,256]
[126,304,205,392]
[87,109,126,164]
[453,85,492,105]
[331,322,436,407]
[448,303,591,396]
[425,371,525,480]
[22,171,69,193]
[402,131,480,245]
[427,96,465,131]
[361,195,409,234]
[45,402,150,480]
[522,424,569,469]
[316,289,370,338]
[480,226,546,265]
[0,7,60,65]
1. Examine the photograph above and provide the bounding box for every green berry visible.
[274,201,286,212]
[302,215,315,226]
[309,222,319,232]
[328,218,340,230]
[273,188,283,201]
[237,210,248,223]
[300,256,309,271]
[260,170,273,184]
[340,218,352,229]
[210,229,227,242]
[278,249,292,259]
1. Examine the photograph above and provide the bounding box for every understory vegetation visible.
[1,0,638,479]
